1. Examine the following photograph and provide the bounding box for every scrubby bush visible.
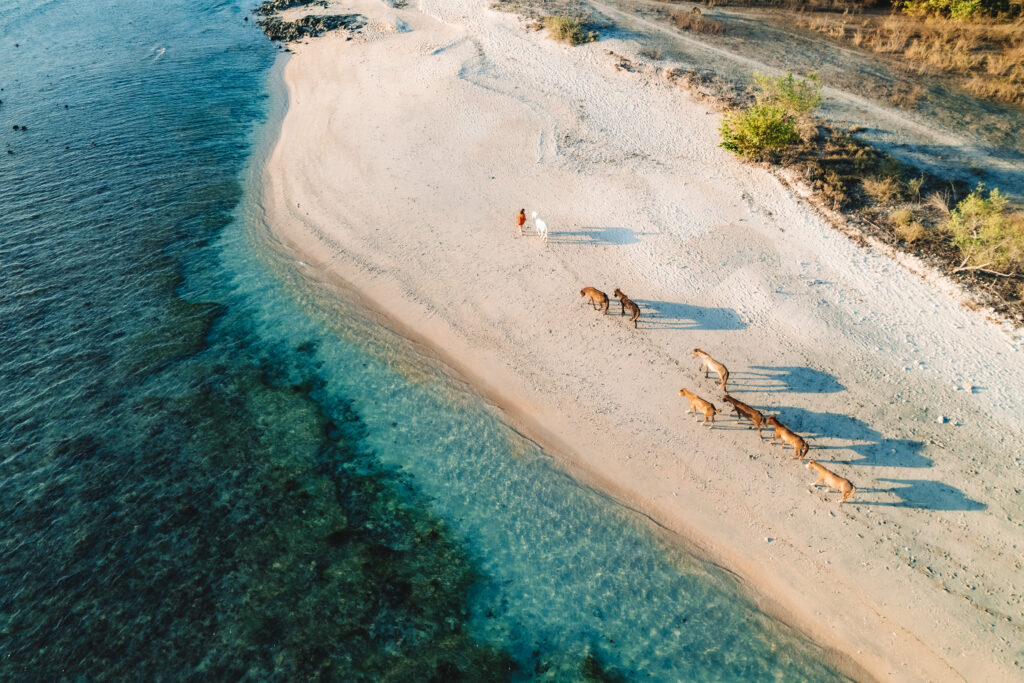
[670,9,725,34]
[891,207,916,225]
[900,0,983,18]
[719,72,822,160]
[821,169,848,209]
[947,185,1024,273]
[906,175,925,200]
[896,221,927,243]
[862,176,903,204]
[753,72,822,115]
[719,104,799,158]
[543,15,597,45]
[897,0,1015,17]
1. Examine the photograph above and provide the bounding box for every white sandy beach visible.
[260,0,1024,679]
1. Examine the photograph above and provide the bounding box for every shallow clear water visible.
[0,0,845,679]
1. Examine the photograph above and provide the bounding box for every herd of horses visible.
[580,285,856,504]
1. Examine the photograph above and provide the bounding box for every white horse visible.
[531,211,548,242]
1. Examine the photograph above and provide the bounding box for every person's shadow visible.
[546,227,649,245]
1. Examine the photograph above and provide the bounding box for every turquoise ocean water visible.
[0,1,847,679]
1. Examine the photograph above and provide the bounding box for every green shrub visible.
[753,72,822,116]
[948,185,1024,273]
[719,104,799,159]
[901,0,983,18]
[720,72,821,159]
[543,16,597,45]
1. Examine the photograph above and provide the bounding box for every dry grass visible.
[794,13,1024,105]
[670,9,725,34]
[821,170,848,210]
[862,176,903,204]
[781,126,1024,320]
[656,3,1024,322]
[906,176,925,200]
[698,0,889,9]
[896,221,927,243]
[891,207,916,225]
[927,190,953,216]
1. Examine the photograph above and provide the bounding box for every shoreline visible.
[257,0,1024,679]
[258,183,875,683]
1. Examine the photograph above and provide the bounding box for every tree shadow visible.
[546,227,651,245]
[856,479,985,511]
[729,366,845,394]
[630,299,746,331]
[769,407,932,468]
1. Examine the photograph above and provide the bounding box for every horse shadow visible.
[728,366,844,394]
[768,407,932,469]
[856,480,985,511]
[631,299,746,331]
[546,227,649,245]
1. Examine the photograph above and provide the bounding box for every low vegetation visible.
[719,72,821,160]
[793,10,1024,105]
[543,15,599,45]
[669,8,726,34]
[714,71,1023,320]
[695,0,1022,105]
[947,186,1024,274]
[719,104,800,158]
[862,175,902,205]
[491,0,603,45]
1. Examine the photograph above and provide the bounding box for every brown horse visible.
[613,288,641,328]
[722,395,765,436]
[765,416,810,459]
[580,287,609,314]
[679,388,718,426]
[692,348,729,393]
[807,460,856,503]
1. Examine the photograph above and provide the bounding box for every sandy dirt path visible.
[588,0,1024,199]
[261,0,1024,679]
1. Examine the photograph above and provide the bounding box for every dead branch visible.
[950,263,1019,278]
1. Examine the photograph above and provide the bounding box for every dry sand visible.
[259,0,1024,679]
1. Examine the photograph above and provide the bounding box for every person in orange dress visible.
[516,208,526,235]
